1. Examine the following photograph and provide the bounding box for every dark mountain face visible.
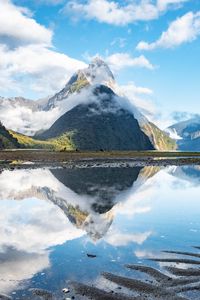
[38,85,154,151]
[51,166,142,214]
[0,122,20,149]
[168,117,200,150]
[36,59,176,151]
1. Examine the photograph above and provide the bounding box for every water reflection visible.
[0,165,200,298]
[169,165,200,185]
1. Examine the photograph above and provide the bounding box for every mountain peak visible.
[82,57,115,85]
[90,56,110,68]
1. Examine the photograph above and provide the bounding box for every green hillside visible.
[10,130,74,151]
[142,122,177,151]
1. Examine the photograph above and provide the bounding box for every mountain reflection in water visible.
[0,165,200,299]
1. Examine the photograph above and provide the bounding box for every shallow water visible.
[1,165,200,299]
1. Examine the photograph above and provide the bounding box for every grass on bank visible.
[10,130,75,151]
[2,149,200,157]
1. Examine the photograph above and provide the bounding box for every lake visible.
[1,165,200,299]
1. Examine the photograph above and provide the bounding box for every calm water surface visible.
[1,165,200,299]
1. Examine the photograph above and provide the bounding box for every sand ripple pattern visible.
[2,247,200,299]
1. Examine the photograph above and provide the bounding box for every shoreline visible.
[1,150,200,170]
[1,156,200,171]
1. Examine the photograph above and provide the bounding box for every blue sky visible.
[1,0,200,127]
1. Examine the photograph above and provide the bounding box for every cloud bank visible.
[105,53,154,70]
[64,0,189,26]
[0,0,52,47]
[0,0,86,97]
[118,82,156,120]
[0,44,86,95]
[137,11,200,50]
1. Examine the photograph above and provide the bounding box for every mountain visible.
[38,85,154,151]
[0,96,39,111]
[168,116,200,150]
[37,58,176,151]
[0,96,51,111]
[51,167,142,214]
[0,166,159,241]
[169,166,200,185]
[44,58,115,111]
[0,58,176,151]
[0,122,19,149]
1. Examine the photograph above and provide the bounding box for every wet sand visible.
[71,246,200,300]
[2,245,200,299]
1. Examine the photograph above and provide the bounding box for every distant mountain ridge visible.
[0,96,50,111]
[168,116,200,150]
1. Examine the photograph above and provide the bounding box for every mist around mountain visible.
[167,116,200,150]
[0,166,158,242]
[38,85,155,151]
[36,58,176,151]
[0,58,176,151]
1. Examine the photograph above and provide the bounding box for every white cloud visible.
[0,199,83,254]
[118,82,156,119]
[0,99,60,135]
[157,0,189,11]
[0,197,83,294]
[120,82,153,96]
[64,0,158,25]
[137,11,200,50]
[105,53,154,70]
[0,0,52,46]
[0,43,86,97]
[105,229,152,246]
[0,0,86,98]
[0,168,86,294]
[64,0,188,26]
[0,250,50,294]
[0,42,86,133]
[0,85,110,134]
[0,168,97,215]
[110,37,127,48]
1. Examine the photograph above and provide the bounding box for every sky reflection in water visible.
[0,165,200,298]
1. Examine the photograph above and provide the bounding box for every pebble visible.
[87,253,97,258]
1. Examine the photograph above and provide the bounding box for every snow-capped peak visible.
[81,57,115,88]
